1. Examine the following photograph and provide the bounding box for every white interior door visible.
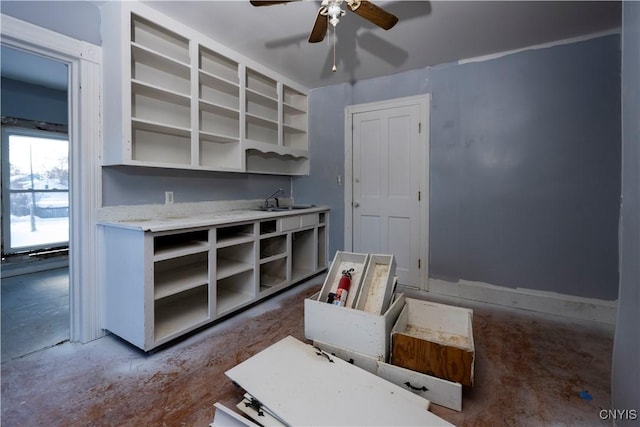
[349,96,427,287]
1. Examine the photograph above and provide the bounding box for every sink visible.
[256,205,316,212]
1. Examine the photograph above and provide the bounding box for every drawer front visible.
[279,216,300,231]
[376,361,462,412]
[299,213,318,228]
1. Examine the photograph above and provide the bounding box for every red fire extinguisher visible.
[334,268,355,307]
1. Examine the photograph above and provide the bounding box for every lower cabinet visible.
[101,210,328,351]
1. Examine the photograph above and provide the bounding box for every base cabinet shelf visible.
[100,208,329,351]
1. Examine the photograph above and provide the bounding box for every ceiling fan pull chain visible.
[332,24,337,72]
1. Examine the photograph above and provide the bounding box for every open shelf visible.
[154,284,209,343]
[199,46,238,84]
[259,257,287,293]
[260,220,277,235]
[260,235,287,259]
[154,229,209,259]
[131,123,191,165]
[216,269,255,315]
[216,241,254,280]
[246,68,277,99]
[132,81,191,129]
[131,43,190,95]
[200,72,239,111]
[131,13,190,64]
[216,223,254,246]
[154,252,209,299]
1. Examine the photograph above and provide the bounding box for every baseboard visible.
[427,278,618,325]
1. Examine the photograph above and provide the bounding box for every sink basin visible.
[257,205,316,212]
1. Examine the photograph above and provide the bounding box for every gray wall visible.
[0,1,101,45]
[611,1,640,420]
[429,36,621,300]
[1,78,68,125]
[300,35,621,301]
[103,166,291,206]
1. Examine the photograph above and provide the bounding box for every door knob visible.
[353,202,360,208]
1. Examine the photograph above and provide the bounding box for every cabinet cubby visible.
[154,284,209,342]
[217,242,254,280]
[259,257,287,292]
[132,124,191,165]
[260,220,277,235]
[131,44,190,95]
[216,269,255,315]
[131,14,190,64]
[246,68,277,99]
[200,137,242,170]
[154,252,208,299]
[216,223,254,246]
[199,46,238,83]
[154,229,208,259]
[260,235,287,260]
[291,229,316,281]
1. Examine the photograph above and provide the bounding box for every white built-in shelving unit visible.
[101,1,309,175]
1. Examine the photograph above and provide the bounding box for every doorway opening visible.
[1,45,70,361]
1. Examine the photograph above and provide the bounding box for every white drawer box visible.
[305,291,405,360]
[355,254,397,314]
[318,251,369,308]
[314,340,462,412]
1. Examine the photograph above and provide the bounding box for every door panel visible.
[352,104,421,285]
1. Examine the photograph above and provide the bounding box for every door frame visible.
[344,94,430,290]
[1,14,103,343]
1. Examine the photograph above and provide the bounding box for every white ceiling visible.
[142,0,622,89]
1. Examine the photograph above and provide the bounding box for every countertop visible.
[98,205,330,232]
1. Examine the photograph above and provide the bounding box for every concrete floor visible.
[1,275,614,426]
[1,267,69,362]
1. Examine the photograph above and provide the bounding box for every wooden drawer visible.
[314,340,462,412]
[391,298,475,386]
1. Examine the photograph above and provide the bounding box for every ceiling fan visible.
[250,1,399,43]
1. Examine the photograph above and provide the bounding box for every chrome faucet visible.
[264,188,285,208]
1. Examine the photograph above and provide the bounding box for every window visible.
[2,127,69,254]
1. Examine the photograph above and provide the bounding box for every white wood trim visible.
[1,14,103,343]
[344,94,430,290]
[426,278,618,325]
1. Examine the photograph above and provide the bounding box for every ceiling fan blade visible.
[308,7,328,43]
[250,1,296,6]
[348,0,399,30]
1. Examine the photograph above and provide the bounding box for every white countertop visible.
[98,202,329,232]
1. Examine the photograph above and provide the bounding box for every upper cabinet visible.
[101,1,309,175]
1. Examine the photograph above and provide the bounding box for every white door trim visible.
[344,94,430,290]
[1,14,103,343]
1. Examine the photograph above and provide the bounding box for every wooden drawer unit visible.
[391,298,475,386]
